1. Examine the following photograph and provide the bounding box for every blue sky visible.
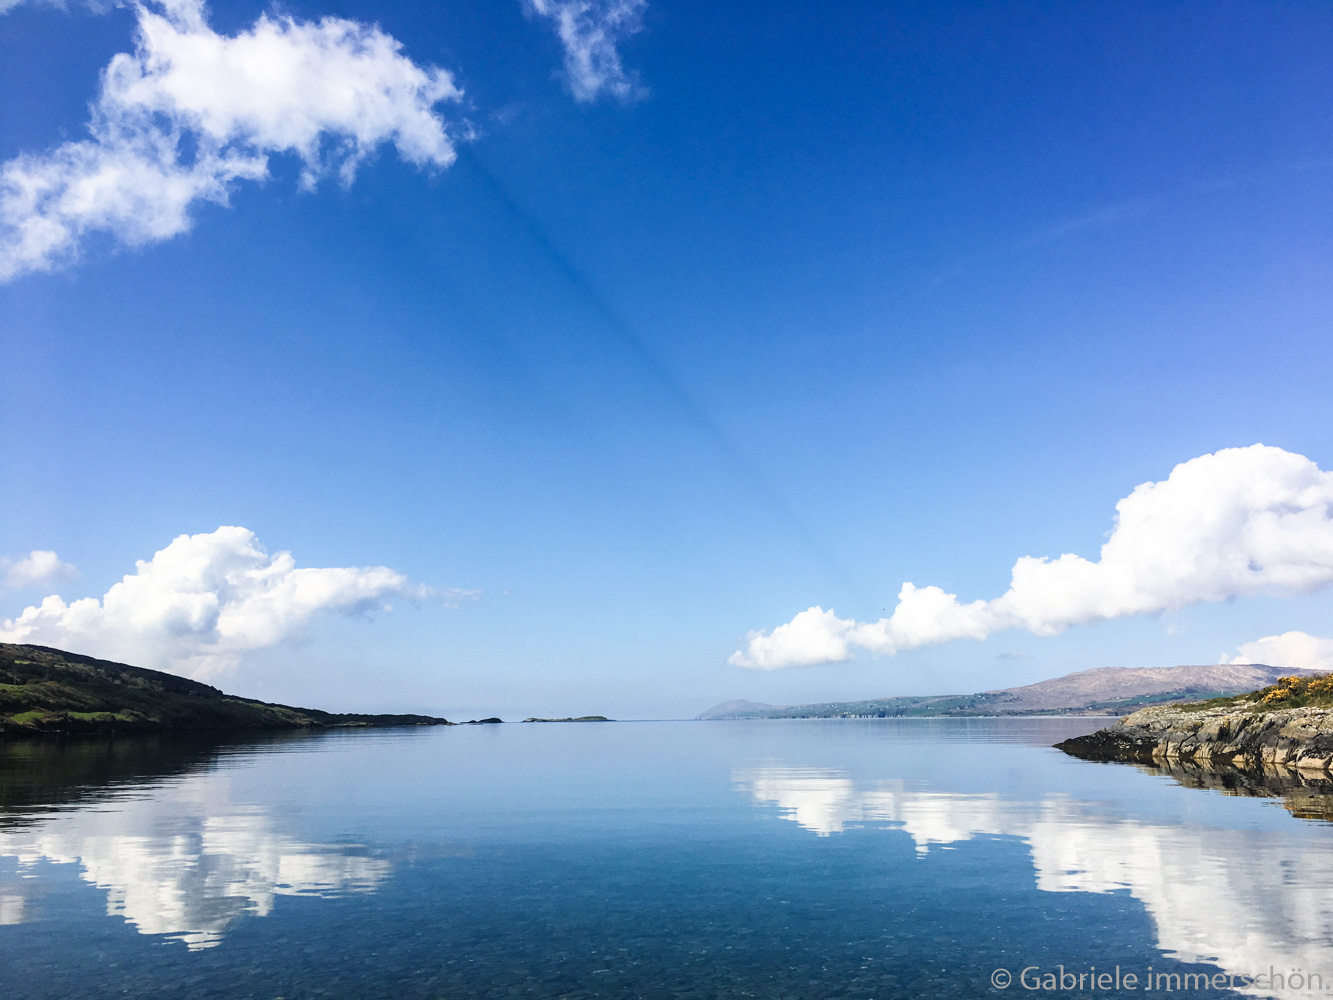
[3,0,1333,719]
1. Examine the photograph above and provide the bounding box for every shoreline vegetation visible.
[0,644,451,735]
[1057,674,1333,779]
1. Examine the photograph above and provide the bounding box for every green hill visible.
[0,644,450,735]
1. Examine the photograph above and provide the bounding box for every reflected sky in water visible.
[0,719,1329,999]
[737,765,1333,995]
[0,769,388,949]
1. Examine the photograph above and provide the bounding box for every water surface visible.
[1,719,1330,998]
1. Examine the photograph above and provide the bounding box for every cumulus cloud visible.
[0,526,426,678]
[733,444,1333,669]
[525,0,647,103]
[0,550,78,590]
[0,0,462,280]
[1230,631,1333,674]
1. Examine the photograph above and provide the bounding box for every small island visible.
[1057,673,1333,773]
[521,716,611,723]
[0,643,451,735]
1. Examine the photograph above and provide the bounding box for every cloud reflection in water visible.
[0,772,389,949]
[736,766,1333,995]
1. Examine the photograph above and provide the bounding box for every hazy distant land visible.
[698,663,1326,720]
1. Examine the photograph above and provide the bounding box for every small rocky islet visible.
[521,716,611,723]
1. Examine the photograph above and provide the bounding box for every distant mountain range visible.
[697,663,1327,720]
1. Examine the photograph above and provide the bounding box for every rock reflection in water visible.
[736,766,1333,995]
[0,755,389,949]
[1133,758,1333,824]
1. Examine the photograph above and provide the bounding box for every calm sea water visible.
[0,718,1330,999]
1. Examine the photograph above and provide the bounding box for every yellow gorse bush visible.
[1259,674,1333,706]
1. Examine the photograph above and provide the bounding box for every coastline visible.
[0,643,451,737]
[1057,702,1333,773]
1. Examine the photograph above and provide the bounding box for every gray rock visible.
[1058,703,1333,772]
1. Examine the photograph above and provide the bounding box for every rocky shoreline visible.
[1057,703,1333,772]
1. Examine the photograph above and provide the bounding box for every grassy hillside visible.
[0,644,449,735]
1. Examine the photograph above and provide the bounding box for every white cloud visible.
[439,586,482,609]
[526,0,647,103]
[0,0,62,13]
[0,526,425,678]
[729,606,858,670]
[1230,631,1333,673]
[0,0,462,280]
[733,444,1333,669]
[0,549,78,590]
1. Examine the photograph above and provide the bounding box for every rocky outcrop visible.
[1058,703,1333,773]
